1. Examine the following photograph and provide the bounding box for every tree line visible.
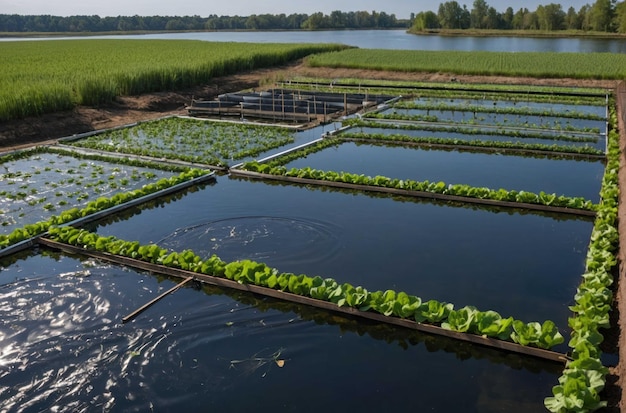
[0,11,409,33]
[414,0,626,33]
[2,1,626,34]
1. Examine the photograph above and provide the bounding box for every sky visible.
[1,1,595,20]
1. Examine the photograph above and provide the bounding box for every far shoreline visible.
[3,27,626,41]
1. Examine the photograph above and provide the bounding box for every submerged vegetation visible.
[0,146,212,249]
[68,117,296,166]
[0,39,346,122]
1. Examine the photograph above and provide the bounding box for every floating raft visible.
[37,236,570,364]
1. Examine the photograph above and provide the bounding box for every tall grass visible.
[0,39,346,121]
[307,49,626,80]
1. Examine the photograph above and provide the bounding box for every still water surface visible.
[284,141,605,202]
[0,249,563,412]
[4,29,626,53]
[90,178,591,333]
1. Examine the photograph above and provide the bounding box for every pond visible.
[380,107,606,134]
[282,141,605,202]
[349,125,605,152]
[86,177,592,335]
[0,249,564,412]
[411,98,607,118]
[66,118,299,166]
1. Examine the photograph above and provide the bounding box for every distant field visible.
[307,49,626,80]
[0,39,346,121]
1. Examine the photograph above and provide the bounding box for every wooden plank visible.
[122,275,195,323]
[37,237,571,364]
[228,170,596,217]
[0,237,39,260]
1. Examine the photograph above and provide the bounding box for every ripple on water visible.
[158,216,344,267]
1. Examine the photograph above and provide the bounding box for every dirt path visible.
[0,62,623,410]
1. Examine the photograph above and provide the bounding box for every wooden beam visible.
[122,275,195,323]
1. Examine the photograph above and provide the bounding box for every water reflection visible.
[0,252,562,412]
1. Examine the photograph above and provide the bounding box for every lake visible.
[3,29,626,53]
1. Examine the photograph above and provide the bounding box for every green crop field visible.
[0,39,346,121]
[307,49,626,80]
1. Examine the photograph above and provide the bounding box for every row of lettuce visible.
[240,137,598,212]
[45,225,564,350]
[542,106,620,412]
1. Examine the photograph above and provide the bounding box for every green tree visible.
[536,4,565,30]
[412,11,441,30]
[501,7,514,29]
[589,0,615,31]
[512,8,529,29]
[301,12,328,30]
[485,7,499,28]
[470,0,489,28]
[525,11,540,29]
[330,10,345,28]
[437,1,470,29]
[244,15,260,30]
[615,1,626,32]
[579,4,593,30]
[565,6,581,29]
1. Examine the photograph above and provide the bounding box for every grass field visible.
[0,39,346,121]
[307,48,626,80]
